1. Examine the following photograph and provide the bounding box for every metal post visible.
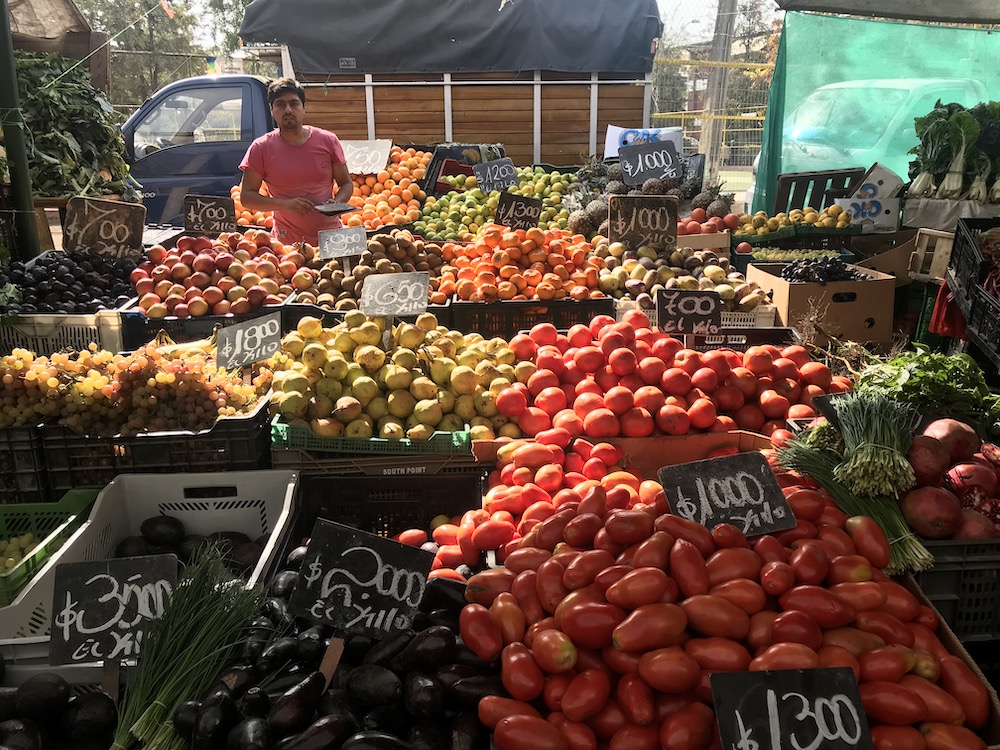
[443,73,453,141]
[589,72,599,157]
[701,0,738,183]
[0,0,40,260]
[364,73,376,139]
[533,70,541,166]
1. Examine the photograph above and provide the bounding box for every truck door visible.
[123,81,256,225]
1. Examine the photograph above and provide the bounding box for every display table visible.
[903,197,1000,231]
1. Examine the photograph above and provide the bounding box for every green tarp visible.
[754,12,1000,213]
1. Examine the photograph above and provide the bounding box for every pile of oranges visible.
[437,225,607,303]
[230,183,275,229]
[345,146,433,232]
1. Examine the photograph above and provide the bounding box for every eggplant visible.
[448,711,484,750]
[242,616,276,663]
[173,699,202,737]
[215,665,257,698]
[257,637,301,674]
[0,718,42,750]
[59,692,117,739]
[267,672,325,735]
[419,579,467,617]
[444,676,503,709]
[264,673,310,698]
[274,713,357,750]
[286,545,309,570]
[269,569,299,599]
[331,663,353,691]
[346,665,402,708]
[361,628,413,667]
[239,687,271,719]
[343,635,376,664]
[403,674,444,719]
[434,664,478,692]
[342,731,415,750]
[424,608,459,631]
[362,702,411,736]
[0,688,15,723]
[14,672,70,720]
[262,598,295,631]
[452,643,491,669]
[410,612,432,631]
[408,720,449,750]
[192,693,241,750]
[226,717,271,750]
[392,627,456,673]
[296,626,327,665]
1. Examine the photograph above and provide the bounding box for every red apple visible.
[146,302,168,318]
[170,263,192,282]
[164,294,185,313]
[246,285,268,307]
[188,271,211,289]
[230,298,252,315]
[154,280,173,299]
[135,278,155,296]
[227,285,247,302]
[130,268,149,285]
[212,299,231,315]
[138,292,161,312]
[173,302,190,318]
[215,252,235,271]
[188,297,210,316]
[151,265,171,284]
[147,245,167,264]
[184,286,202,302]
[192,254,216,275]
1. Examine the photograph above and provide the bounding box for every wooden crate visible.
[908,228,956,284]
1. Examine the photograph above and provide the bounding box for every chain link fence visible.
[652,0,779,196]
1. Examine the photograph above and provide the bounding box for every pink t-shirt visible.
[239,127,347,245]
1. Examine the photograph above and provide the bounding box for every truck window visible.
[133,85,243,159]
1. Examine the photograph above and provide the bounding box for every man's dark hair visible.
[267,77,306,107]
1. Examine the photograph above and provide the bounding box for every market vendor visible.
[238,77,353,246]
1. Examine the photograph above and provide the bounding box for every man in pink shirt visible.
[239,77,353,245]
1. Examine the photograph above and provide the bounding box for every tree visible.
[202,0,254,56]
[73,0,204,108]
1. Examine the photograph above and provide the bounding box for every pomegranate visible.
[981,443,1000,467]
[921,418,980,464]
[953,509,1000,540]
[900,486,963,539]
[946,462,998,508]
[974,498,1000,526]
[906,435,951,487]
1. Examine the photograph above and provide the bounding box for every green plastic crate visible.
[0,490,98,606]
[270,415,471,455]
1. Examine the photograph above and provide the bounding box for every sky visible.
[655,0,782,45]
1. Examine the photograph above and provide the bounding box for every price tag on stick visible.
[341,140,393,175]
[216,311,282,370]
[473,157,519,193]
[657,452,794,536]
[183,194,237,234]
[619,141,682,186]
[608,195,677,251]
[63,197,146,259]
[494,192,543,232]
[49,555,177,666]
[319,226,368,260]
[360,272,429,318]
[711,668,874,750]
[656,289,722,336]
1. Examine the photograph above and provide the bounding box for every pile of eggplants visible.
[175,542,501,750]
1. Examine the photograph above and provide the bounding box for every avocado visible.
[114,536,150,558]
[346,665,402,708]
[179,534,209,563]
[226,543,263,575]
[209,531,251,555]
[140,515,186,546]
[0,718,41,750]
[59,692,117,738]
[14,673,70,720]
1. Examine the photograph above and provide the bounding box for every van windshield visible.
[786,86,910,150]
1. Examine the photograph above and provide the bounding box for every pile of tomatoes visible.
[457,461,993,750]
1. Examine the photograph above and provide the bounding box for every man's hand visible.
[283,197,315,214]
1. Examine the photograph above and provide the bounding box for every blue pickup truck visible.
[121,74,275,225]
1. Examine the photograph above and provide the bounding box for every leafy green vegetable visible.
[856,343,1000,434]
[11,52,139,201]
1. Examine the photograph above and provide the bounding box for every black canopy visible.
[239,0,663,75]
[776,0,1000,24]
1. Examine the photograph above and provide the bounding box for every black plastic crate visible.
[120,304,290,351]
[282,301,451,332]
[450,297,615,340]
[0,427,47,504]
[41,400,271,497]
[966,287,1000,370]
[0,184,16,261]
[914,537,1000,642]
[691,326,800,353]
[424,144,506,194]
[271,447,485,477]
[951,218,994,289]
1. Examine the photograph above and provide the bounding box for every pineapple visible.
[628,188,643,196]
[605,180,628,196]
[606,162,625,183]
[680,173,703,200]
[706,192,735,219]
[586,198,608,224]
[567,210,594,236]
[691,181,722,211]
[598,219,609,237]
[641,178,668,195]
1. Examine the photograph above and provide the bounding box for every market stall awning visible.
[776,0,1000,24]
[239,0,663,75]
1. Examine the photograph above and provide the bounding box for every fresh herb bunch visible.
[14,52,139,200]
[856,344,1000,434]
[803,418,844,455]
[777,436,934,574]
[832,391,917,498]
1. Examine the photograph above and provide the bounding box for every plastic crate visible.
[282,301,452,331]
[434,159,475,194]
[119,298,292,351]
[0,427,47,504]
[616,299,777,330]
[731,248,855,276]
[951,218,994,290]
[0,490,96,607]
[450,297,615,340]
[271,415,471,456]
[0,309,124,356]
[0,470,298,662]
[913,537,1000,642]
[691,326,800,353]
[271,446,486,477]
[42,398,271,498]
[967,287,1000,371]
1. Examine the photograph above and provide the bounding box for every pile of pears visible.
[270,310,524,441]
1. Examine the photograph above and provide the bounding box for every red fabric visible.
[929,281,968,339]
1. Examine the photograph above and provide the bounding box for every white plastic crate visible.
[0,470,298,667]
[0,310,124,356]
[616,298,777,330]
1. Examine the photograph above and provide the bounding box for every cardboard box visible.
[835,196,901,233]
[746,263,896,345]
[848,163,905,199]
[678,230,731,255]
[853,229,918,288]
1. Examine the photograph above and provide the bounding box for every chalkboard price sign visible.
[216,311,282,370]
[656,288,722,336]
[473,157,519,193]
[49,554,176,665]
[619,141,681,186]
[711,668,873,750]
[183,194,237,234]
[63,197,146,259]
[289,519,435,638]
[342,140,393,175]
[657,451,794,536]
[360,271,430,317]
[608,195,677,250]
[494,192,542,232]
[319,226,368,260]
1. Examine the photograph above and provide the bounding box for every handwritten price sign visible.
[473,157,519,193]
[184,194,237,234]
[63,197,146,259]
[711,668,873,750]
[658,452,793,536]
[608,195,677,250]
[656,289,722,336]
[216,311,281,370]
[319,226,368,260]
[494,192,542,232]
[289,519,434,638]
[360,271,429,317]
[49,555,176,665]
[619,141,681,186]
[342,140,393,175]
